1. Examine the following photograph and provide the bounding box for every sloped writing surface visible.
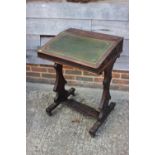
[42,31,114,65]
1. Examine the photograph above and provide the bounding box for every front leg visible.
[46,63,75,116]
[89,62,115,137]
[98,63,114,120]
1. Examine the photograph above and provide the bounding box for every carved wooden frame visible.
[38,28,123,137]
[46,58,117,137]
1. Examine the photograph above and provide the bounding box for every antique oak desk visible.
[38,28,123,137]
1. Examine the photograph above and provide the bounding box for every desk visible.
[38,28,123,137]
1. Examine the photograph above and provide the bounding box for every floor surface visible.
[26,82,129,155]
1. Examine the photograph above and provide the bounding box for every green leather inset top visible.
[43,32,114,64]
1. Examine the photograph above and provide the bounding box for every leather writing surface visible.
[43,31,114,65]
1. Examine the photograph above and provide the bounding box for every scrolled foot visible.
[46,102,60,116]
[46,107,52,116]
[89,102,116,137]
[89,121,101,137]
[89,130,96,137]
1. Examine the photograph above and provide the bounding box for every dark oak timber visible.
[38,28,123,137]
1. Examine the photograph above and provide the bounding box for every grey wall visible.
[26,1,129,71]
